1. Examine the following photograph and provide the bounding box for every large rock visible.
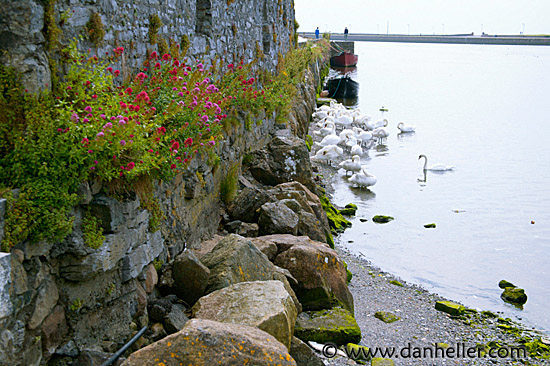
[201,234,275,294]
[192,281,297,349]
[228,186,274,223]
[274,243,354,313]
[290,336,324,366]
[434,301,465,316]
[171,250,210,305]
[294,308,361,346]
[268,182,331,243]
[248,132,314,190]
[258,202,300,236]
[121,319,297,366]
[501,287,528,306]
[28,276,59,330]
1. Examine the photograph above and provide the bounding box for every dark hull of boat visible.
[326,77,359,99]
[330,52,359,67]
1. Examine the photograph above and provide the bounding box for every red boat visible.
[330,51,358,67]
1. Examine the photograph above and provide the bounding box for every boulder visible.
[274,243,354,313]
[192,281,297,349]
[297,211,326,243]
[250,237,279,261]
[498,280,516,289]
[256,234,330,255]
[248,133,314,190]
[501,287,527,306]
[121,319,296,366]
[228,186,274,223]
[162,303,189,334]
[201,234,275,294]
[235,222,259,237]
[258,202,300,236]
[294,308,361,346]
[374,311,400,324]
[171,250,210,305]
[435,301,465,316]
[269,182,331,240]
[290,336,324,366]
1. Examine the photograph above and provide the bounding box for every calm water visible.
[330,42,550,332]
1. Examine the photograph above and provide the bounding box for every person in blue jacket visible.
[315,27,320,39]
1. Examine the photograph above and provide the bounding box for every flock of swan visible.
[309,101,453,190]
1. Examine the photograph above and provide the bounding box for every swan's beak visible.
[418,155,421,160]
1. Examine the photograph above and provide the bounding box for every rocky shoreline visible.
[308,113,550,366]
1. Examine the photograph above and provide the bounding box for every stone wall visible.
[0,0,296,93]
[0,2,328,362]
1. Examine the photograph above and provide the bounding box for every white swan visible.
[397,122,416,133]
[317,133,340,147]
[338,155,362,176]
[314,121,335,138]
[418,154,453,171]
[349,167,377,189]
[312,145,343,166]
[373,118,388,128]
[372,127,390,142]
[353,127,373,146]
[350,141,363,156]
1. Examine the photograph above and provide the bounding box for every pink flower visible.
[150,51,158,60]
[71,113,79,122]
[97,132,104,137]
[107,67,113,73]
[125,87,133,95]
[120,140,126,146]
[126,162,135,170]
[100,114,106,119]
[94,160,98,164]
[81,138,89,145]
[104,122,113,129]
[114,69,120,76]
[184,137,193,147]
[171,164,177,169]
[162,54,171,61]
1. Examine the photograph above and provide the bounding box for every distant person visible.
[344,27,349,40]
[315,27,320,39]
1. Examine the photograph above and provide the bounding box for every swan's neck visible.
[422,156,428,170]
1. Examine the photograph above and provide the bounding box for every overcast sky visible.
[294,0,550,36]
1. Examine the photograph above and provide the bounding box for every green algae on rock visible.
[344,343,371,362]
[435,300,465,316]
[389,280,403,287]
[501,287,527,307]
[498,279,516,289]
[294,307,361,345]
[339,203,358,216]
[371,357,395,366]
[374,311,400,324]
[424,223,436,228]
[372,215,394,224]
[320,194,352,234]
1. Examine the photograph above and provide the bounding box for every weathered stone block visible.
[121,319,296,366]
[435,300,465,316]
[192,281,297,350]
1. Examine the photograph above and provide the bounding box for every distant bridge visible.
[302,32,550,46]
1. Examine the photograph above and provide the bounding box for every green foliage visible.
[86,12,105,48]
[180,34,190,57]
[82,208,105,249]
[42,0,61,52]
[220,164,239,204]
[0,38,328,251]
[148,14,163,44]
[152,258,163,272]
[158,38,169,57]
[69,298,83,311]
